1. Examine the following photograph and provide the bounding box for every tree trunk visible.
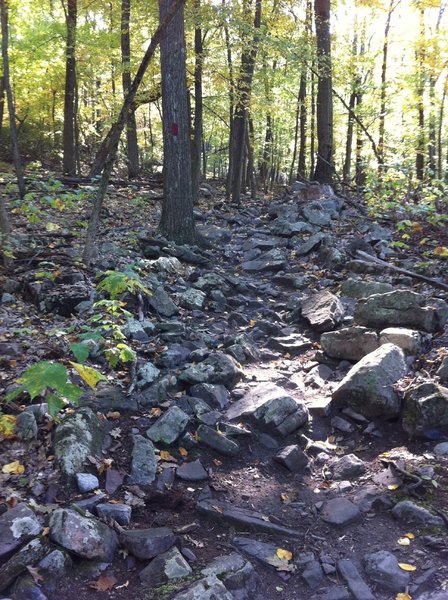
[297,68,307,181]
[121,0,140,178]
[378,0,397,174]
[260,113,272,190]
[0,0,25,198]
[313,0,333,183]
[246,118,256,198]
[0,76,5,137]
[223,0,234,200]
[158,0,196,244]
[62,0,77,176]
[343,88,357,183]
[415,5,425,181]
[355,90,365,188]
[438,81,446,179]
[192,0,204,204]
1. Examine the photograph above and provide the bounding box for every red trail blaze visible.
[171,123,179,136]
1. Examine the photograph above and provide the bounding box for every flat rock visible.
[242,249,286,272]
[76,473,99,493]
[310,586,351,600]
[301,290,344,332]
[337,558,375,600]
[96,503,131,525]
[180,352,244,388]
[302,560,324,590]
[332,343,407,418]
[0,503,42,559]
[434,442,448,456]
[320,497,361,526]
[146,406,190,444]
[0,538,49,593]
[119,527,175,559]
[363,550,410,592]
[379,327,424,354]
[196,499,301,537]
[295,232,327,256]
[201,552,261,599]
[197,424,240,456]
[331,454,366,480]
[190,383,230,409]
[274,445,309,472]
[402,382,448,438]
[137,362,160,388]
[172,574,234,599]
[176,460,209,481]
[127,434,157,485]
[49,508,117,561]
[139,546,192,586]
[232,537,279,567]
[437,356,448,382]
[340,278,394,298]
[391,500,444,527]
[147,286,178,317]
[178,288,206,310]
[321,327,379,361]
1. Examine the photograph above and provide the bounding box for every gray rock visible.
[76,473,99,493]
[123,318,150,342]
[147,286,178,317]
[180,352,244,388]
[321,327,380,361]
[380,327,424,354]
[340,278,394,299]
[302,202,332,226]
[96,503,132,525]
[24,403,49,422]
[176,460,209,481]
[92,386,139,413]
[241,249,286,272]
[434,442,448,456]
[271,217,314,237]
[320,497,361,526]
[190,384,230,410]
[193,272,231,294]
[310,586,351,600]
[391,500,444,527]
[146,406,190,444]
[127,435,157,485]
[137,362,160,388]
[201,552,261,600]
[354,290,448,333]
[14,411,38,440]
[54,407,105,479]
[157,345,192,369]
[38,549,72,580]
[331,454,366,480]
[197,424,240,456]
[178,288,206,310]
[49,508,117,560]
[417,592,448,600]
[226,335,259,364]
[402,382,448,438]
[331,416,355,433]
[337,558,375,600]
[71,493,107,512]
[0,504,42,559]
[0,538,49,594]
[332,343,407,418]
[301,290,344,332]
[172,574,234,599]
[275,445,309,472]
[295,232,327,256]
[1,293,15,303]
[302,560,324,590]
[437,356,448,382]
[364,550,410,592]
[232,537,279,567]
[139,546,192,586]
[120,527,175,559]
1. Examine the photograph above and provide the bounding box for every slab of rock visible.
[380,327,424,355]
[146,406,190,444]
[137,362,160,388]
[180,352,244,388]
[275,445,309,472]
[157,344,192,369]
[139,546,192,586]
[127,435,157,485]
[391,500,444,527]
[354,290,448,333]
[320,498,361,526]
[76,473,99,493]
[321,327,379,361]
[364,550,410,592]
[120,527,175,559]
[178,288,206,310]
[232,537,279,568]
[437,356,448,382]
[295,233,327,256]
[402,382,448,438]
[196,499,301,538]
[172,574,234,599]
[14,411,38,440]
[123,318,150,342]
[311,586,351,600]
[0,538,49,593]
[176,460,209,481]
[337,558,375,600]
[301,290,344,332]
[190,383,230,410]
[49,508,117,561]
[201,552,261,599]
[96,503,132,525]
[0,504,42,559]
[331,454,366,480]
[54,407,105,479]
[340,278,394,299]
[302,202,332,226]
[332,343,407,418]
[331,416,355,433]
[241,249,286,272]
[148,286,178,317]
[434,442,448,456]
[197,424,240,456]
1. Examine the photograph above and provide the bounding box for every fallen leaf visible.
[179,447,188,457]
[213,505,224,513]
[0,414,17,439]
[405,533,415,539]
[396,593,412,600]
[265,555,297,572]
[249,319,256,327]
[27,566,43,584]
[159,450,177,462]
[150,407,162,417]
[397,537,411,546]
[388,484,400,490]
[106,411,121,420]
[284,352,291,359]
[88,574,117,591]
[212,459,222,466]
[276,548,293,561]
[115,581,129,590]
[2,461,25,475]
[398,563,417,572]
[110,427,122,439]
[280,493,289,503]
[69,361,107,389]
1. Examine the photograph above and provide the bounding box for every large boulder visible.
[331,344,407,418]
[321,327,379,361]
[402,382,448,438]
[301,291,344,332]
[354,290,448,333]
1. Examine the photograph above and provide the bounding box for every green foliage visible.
[70,342,91,363]
[96,270,151,300]
[104,343,137,368]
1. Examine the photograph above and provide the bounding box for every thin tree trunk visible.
[343,89,356,183]
[415,5,425,181]
[62,0,77,176]
[121,0,140,178]
[310,65,316,178]
[297,68,307,180]
[355,89,365,188]
[260,113,272,190]
[0,76,5,137]
[438,81,446,179]
[192,0,204,204]
[247,118,256,198]
[222,0,234,200]
[289,92,300,184]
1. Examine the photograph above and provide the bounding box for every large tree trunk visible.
[296,69,307,181]
[121,0,140,178]
[62,0,77,176]
[158,0,196,244]
[313,0,333,183]
[0,0,25,198]
[192,0,204,204]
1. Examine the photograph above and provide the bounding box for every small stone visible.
[364,550,410,592]
[176,460,209,481]
[120,527,175,560]
[127,435,157,485]
[437,356,448,382]
[197,424,240,456]
[301,290,344,332]
[391,500,444,527]
[274,445,309,472]
[96,503,132,525]
[302,560,324,590]
[146,406,190,444]
[311,586,351,600]
[201,552,260,598]
[139,546,192,586]
[337,558,375,600]
[434,442,448,457]
[76,473,99,493]
[320,497,361,526]
[331,454,366,480]
[0,504,43,559]
[380,327,424,355]
[331,416,355,433]
[14,412,38,440]
[137,362,160,388]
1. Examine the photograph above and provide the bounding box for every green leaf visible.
[70,342,90,363]
[59,383,82,403]
[46,394,66,418]
[15,361,68,400]
[117,343,137,363]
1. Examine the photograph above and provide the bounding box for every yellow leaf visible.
[249,319,256,327]
[151,407,162,417]
[434,246,448,257]
[280,493,289,503]
[396,594,412,600]
[69,362,107,389]
[284,352,291,359]
[212,458,222,466]
[405,533,415,539]
[0,414,17,439]
[179,447,188,457]
[159,450,177,462]
[2,461,25,475]
[276,548,292,561]
[398,563,417,572]
[388,484,400,490]
[397,537,411,546]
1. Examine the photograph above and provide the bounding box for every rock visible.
[354,290,448,333]
[176,460,209,481]
[1,292,15,303]
[201,552,261,599]
[226,335,259,364]
[178,395,213,417]
[156,344,192,369]
[437,356,448,382]
[337,558,375,600]
[302,202,332,226]
[271,217,314,237]
[321,327,379,361]
[190,384,230,410]
[295,233,327,256]
[180,352,244,388]
[241,249,286,272]
[301,291,344,332]
[363,550,410,592]
[232,537,279,568]
[123,318,150,342]
[391,500,444,527]
[49,508,117,561]
[139,546,192,586]
[402,382,448,438]
[380,327,424,354]
[274,445,309,472]
[417,592,448,600]
[146,406,190,444]
[332,343,407,418]
[119,527,175,559]
[331,454,366,480]
[147,286,178,317]
[172,574,234,599]
[320,498,361,526]
[434,442,448,456]
[178,288,206,310]
[302,560,324,590]
[331,416,355,433]
[72,493,108,512]
[197,424,240,456]
[196,499,300,538]
[14,412,38,440]
[54,407,105,479]
[76,473,99,493]
[340,278,394,298]
[193,272,231,294]
[96,503,132,525]
[38,549,72,581]
[127,435,157,485]
[93,386,138,413]
[0,504,42,560]
[137,362,160,388]
[310,586,351,600]
[13,575,49,600]
[0,538,49,593]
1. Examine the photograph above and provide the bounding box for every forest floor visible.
[1,174,448,600]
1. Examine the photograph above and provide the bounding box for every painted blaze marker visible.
[171,123,179,136]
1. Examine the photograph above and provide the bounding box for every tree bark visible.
[192,0,204,204]
[438,80,446,179]
[121,0,140,178]
[0,76,5,137]
[158,0,196,244]
[0,0,25,198]
[415,5,425,181]
[62,0,77,176]
[223,0,234,200]
[313,0,333,183]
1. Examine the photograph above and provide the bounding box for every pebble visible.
[76,473,99,493]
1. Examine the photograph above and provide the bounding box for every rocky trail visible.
[1,180,448,600]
